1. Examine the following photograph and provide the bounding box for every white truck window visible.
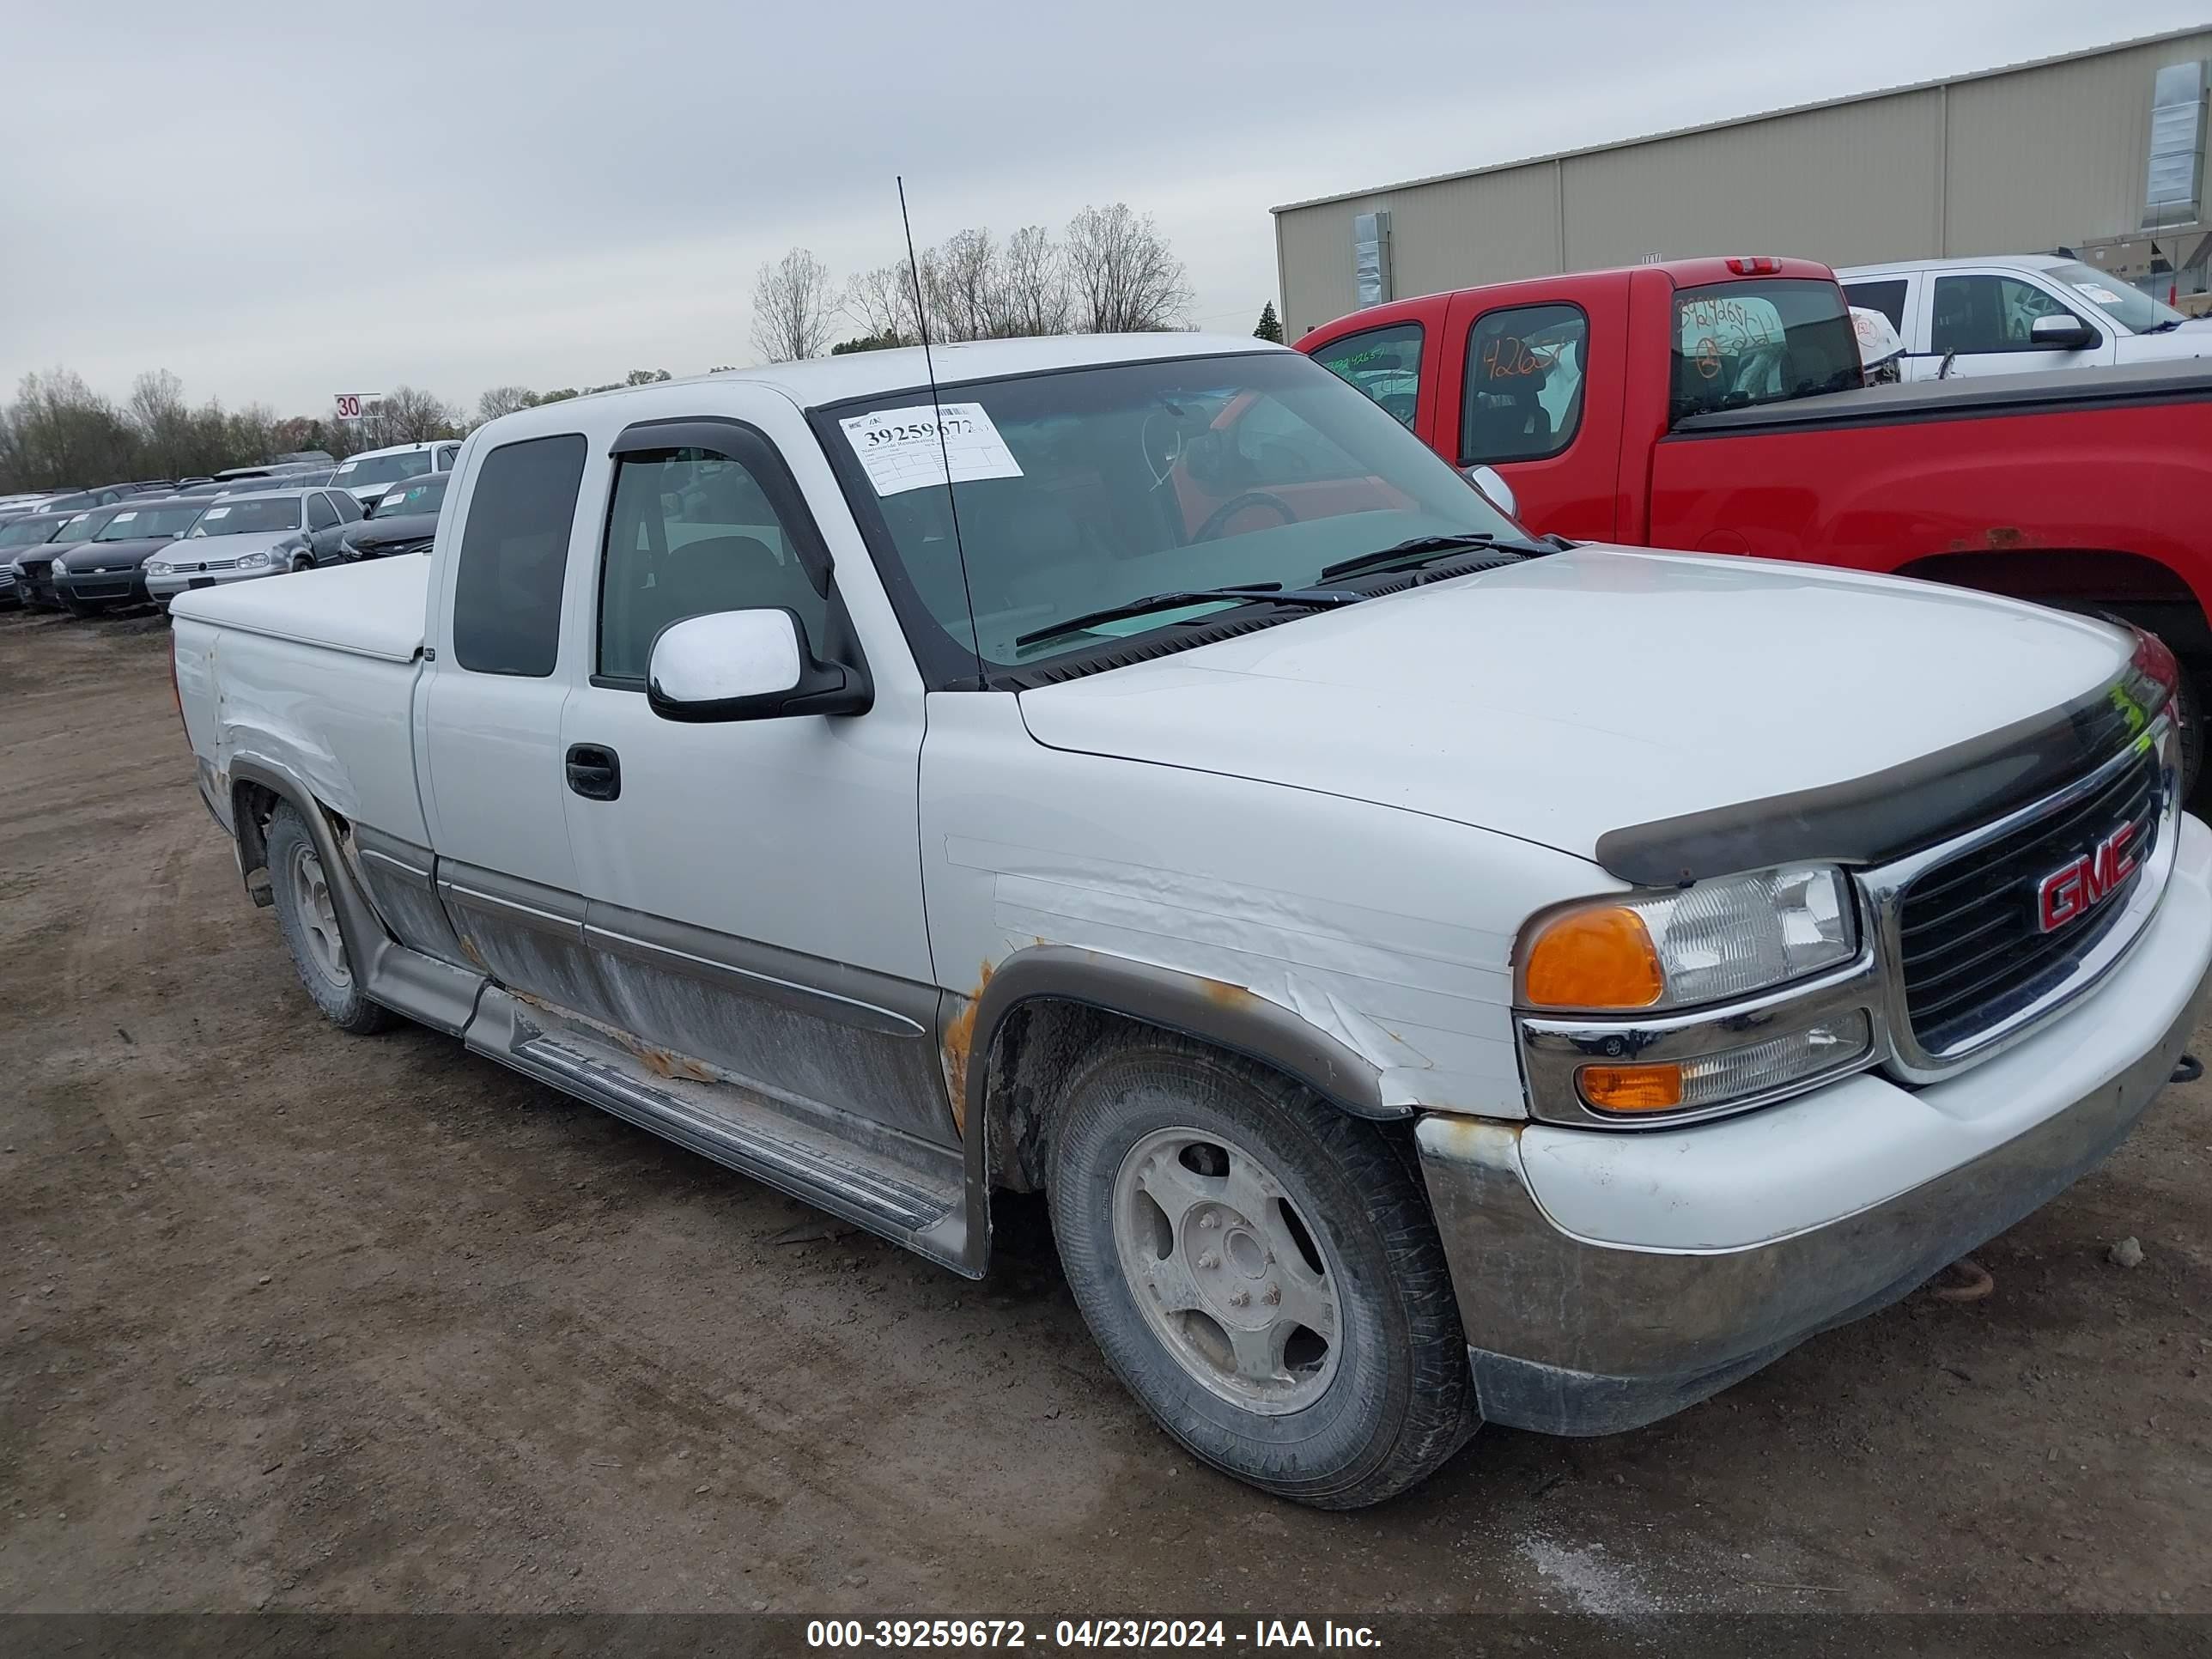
[451,434,588,678]
[1929,274,2083,355]
[596,447,825,681]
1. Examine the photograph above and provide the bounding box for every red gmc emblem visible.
[2037,823,2139,933]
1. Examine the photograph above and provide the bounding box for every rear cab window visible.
[451,434,588,677]
[1840,278,1908,332]
[1670,278,1862,423]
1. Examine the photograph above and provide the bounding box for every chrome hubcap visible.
[1111,1127,1342,1413]
[290,844,350,988]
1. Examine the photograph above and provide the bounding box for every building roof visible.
[1271,26,2212,216]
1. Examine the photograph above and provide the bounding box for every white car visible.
[143,489,342,605]
[166,332,2212,1507]
[330,441,462,510]
[1839,253,2212,380]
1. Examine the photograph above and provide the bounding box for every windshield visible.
[0,517,64,548]
[1670,278,1863,422]
[2048,262,2186,333]
[191,497,301,536]
[56,511,106,541]
[374,476,447,517]
[334,451,434,487]
[823,350,1522,676]
[94,504,204,541]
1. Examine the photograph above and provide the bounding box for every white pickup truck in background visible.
[1840,252,2212,380]
[169,332,2212,1508]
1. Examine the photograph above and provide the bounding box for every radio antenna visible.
[899,175,986,690]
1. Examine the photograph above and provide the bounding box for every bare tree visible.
[998,224,1071,337]
[475,385,538,424]
[842,262,921,347]
[750,247,835,362]
[1064,204,1194,334]
[366,385,461,446]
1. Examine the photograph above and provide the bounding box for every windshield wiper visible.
[2146,317,2187,333]
[1319,531,1553,583]
[1013,584,1364,650]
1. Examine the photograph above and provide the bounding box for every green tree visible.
[830,332,905,355]
[1254,301,1284,343]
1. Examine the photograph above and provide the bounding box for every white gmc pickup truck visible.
[171,332,2212,1508]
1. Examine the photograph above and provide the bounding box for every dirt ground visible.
[3,606,2209,1620]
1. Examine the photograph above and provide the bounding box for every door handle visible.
[564,743,621,801]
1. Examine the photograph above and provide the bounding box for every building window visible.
[1462,303,1587,464]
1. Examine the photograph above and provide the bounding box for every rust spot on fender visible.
[1984,526,2027,550]
[1199,976,1256,1009]
[455,933,486,969]
[939,960,993,1139]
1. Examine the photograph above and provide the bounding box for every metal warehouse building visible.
[1272,26,2212,338]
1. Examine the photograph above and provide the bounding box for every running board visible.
[464,987,978,1273]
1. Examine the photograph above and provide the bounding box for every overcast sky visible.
[3,3,2203,418]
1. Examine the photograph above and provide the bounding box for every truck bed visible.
[171,556,433,847]
[167,555,428,661]
[1672,356,2212,437]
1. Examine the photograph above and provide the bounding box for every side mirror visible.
[2029,313,2098,350]
[1464,463,1519,520]
[647,608,872,723]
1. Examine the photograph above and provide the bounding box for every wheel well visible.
[231,779,282,903]
[1891,549,2212,658]
[975,997,1391,1195]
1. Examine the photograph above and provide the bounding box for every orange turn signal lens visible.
[1522,905,1665,1010]
[1578,1063,1684,1112]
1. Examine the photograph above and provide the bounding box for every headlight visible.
[47,557,68,574]
[145,559,172,576]
[235,550,273,568]
[1520,864,1856,1012]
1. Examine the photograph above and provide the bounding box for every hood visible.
[170,529,298,561]
[58,536,184,570]
[348,510,437,550]
[1014,546,2132,872]
[2122,327,2212,361]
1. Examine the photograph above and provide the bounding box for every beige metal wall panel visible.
[1276,166,1562,338]
[1559,91,1946,270]
[1944,32,2212,254]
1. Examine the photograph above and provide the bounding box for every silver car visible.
[143,489,344,606]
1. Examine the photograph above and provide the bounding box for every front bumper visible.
[146,565,277,605]
[53,568,149,607]
[1418,811,2212,1437]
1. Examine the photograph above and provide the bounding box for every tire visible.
[1047,1032,1474,1508]
[264,801,394,1035]
[290,555,313,574]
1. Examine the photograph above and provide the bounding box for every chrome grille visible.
[1898,748,2162,1054]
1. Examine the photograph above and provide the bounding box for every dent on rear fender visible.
[943,837,1527,1116]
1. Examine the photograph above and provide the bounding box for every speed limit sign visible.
[333,392,380,422]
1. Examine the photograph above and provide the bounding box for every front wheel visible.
[1047,1033,1474,1508]
[265,802,393,1035]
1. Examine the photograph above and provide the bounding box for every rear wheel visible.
[1046,1032,1474,1508]
[265,802,393,1035]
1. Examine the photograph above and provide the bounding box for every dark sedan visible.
[8,506,120,608]
[49,498,205,615]
[0,511,85,608]
[313,471,445,565]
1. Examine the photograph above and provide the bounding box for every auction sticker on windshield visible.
[112,512,137,524]
[204,507,230,520]
[839,402,1023,495]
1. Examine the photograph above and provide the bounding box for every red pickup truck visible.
[1296,256,2212,759]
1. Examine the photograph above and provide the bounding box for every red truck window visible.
[1462,303,1586,465]
[1669,279,1861,425]
[1309,323,1423,428]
